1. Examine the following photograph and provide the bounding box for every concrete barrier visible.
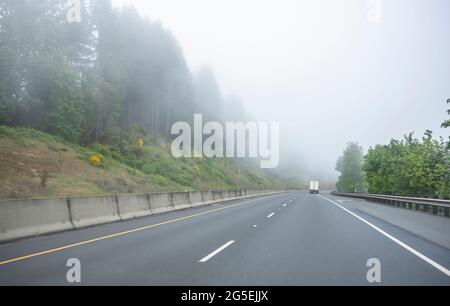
[201,191,213,204]
[189,191,204,207]
[223,190,232,199]
[149,193,174,214]
[0,198,72,241]
[117,194,152,220]
[212,190,223,201]
[70,195,120,228]
[171,192,191,210]
[0,189,284,242]
[222,190,229,199]
[229,190,238,198]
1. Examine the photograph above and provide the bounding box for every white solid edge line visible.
[267,212,275,218]
[199,240,235,263]
[318,194,450,278]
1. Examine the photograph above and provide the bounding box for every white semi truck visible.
[309,180,320,194]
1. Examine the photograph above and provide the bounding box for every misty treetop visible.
[0,0,245,144]
[442,99,450,129]
[335,142,367,193]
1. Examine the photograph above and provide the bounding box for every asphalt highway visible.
[0,191,449,285]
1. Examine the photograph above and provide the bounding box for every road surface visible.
[0,192,449,285]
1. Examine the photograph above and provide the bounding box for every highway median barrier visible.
[227,190,236,199]
[149,192,174,214]
[171,192,191,210]
[212,190,224,201]
[117,194,152,220]
[189,191,204,207]
[201,191,213,204]
[222,190,230,198]
[0,197,73,241]
[0,189,284,242]
[70,195,121,229]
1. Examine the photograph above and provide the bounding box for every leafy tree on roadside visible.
[363,132,450,199]
[335,142,367,193]
[441,98,450,128]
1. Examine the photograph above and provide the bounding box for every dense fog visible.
[112,0,449,183]
[1,0,449,185]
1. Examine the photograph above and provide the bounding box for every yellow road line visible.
[0,195,276,265]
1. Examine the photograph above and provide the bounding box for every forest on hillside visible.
[0,0,246,144]
[0,0,297,199]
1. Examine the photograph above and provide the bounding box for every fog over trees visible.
[335,142,367,193]
[1,0,449,189]
[0,0,246,146]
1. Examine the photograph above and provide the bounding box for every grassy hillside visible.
[0,126,295,199]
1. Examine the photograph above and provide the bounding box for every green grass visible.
[0,125,297,198]
[0,125,64,145]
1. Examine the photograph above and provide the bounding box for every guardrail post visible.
[432,206,438,215]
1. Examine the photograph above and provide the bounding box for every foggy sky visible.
[112,0,450,181]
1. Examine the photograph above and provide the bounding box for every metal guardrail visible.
[331,192,450,217]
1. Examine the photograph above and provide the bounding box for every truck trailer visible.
[309,181,320,194]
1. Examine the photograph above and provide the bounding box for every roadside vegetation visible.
[0,126,294,199]
[0,1,249,144]
[364,130,450,199]
[336,100,450,199]
[335,142,367,193]
[0,1,299,199]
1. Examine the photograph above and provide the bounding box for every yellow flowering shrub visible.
[89,154,104,167]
